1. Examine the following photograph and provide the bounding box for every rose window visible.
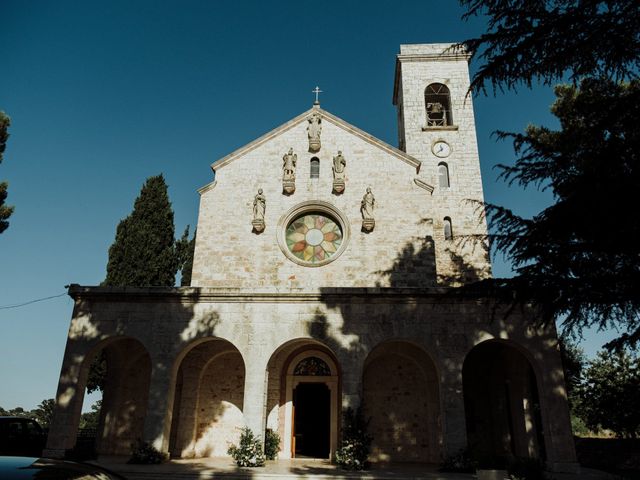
[285,213,343,264]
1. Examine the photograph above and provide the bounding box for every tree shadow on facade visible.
[374,235,437,288]
[308,235,577,470]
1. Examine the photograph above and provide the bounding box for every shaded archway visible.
[168,338,245,458]
[265,338,341,460]
[363,340,442,463]
[463,340,545,462]
[69,337,152,456]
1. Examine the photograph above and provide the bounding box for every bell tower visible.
[393,43,492,282]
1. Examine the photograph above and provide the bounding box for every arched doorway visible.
[265,340,340,460]
[168,338,245,458]
[463,340,545,462]
[363,340,442,463]
[76,337,151,456]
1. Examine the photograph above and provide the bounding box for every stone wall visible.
[364,341,441,463]
[193,350,245,457]
[192,115,438,289]
[45,286,578,471]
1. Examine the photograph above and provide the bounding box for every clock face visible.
[432,141,451,158]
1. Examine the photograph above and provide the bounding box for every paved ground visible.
[94,456,616,480]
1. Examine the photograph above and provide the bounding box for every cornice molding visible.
[67,284,495,304]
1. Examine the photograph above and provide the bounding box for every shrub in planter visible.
[227,427,266,467]
[334,407,372,471]
[127,439,168,464]
[264,428,280,461]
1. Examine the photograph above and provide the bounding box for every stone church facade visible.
[46,44,578,471]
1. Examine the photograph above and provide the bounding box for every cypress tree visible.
[0,111,13,234]
[104,174,178,286]
[177,227,196,286]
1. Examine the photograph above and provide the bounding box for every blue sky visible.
[0,0,616,411]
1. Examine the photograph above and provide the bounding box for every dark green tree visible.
[79,400,102,430]
[0,406,28,417]
[0,399,56,427]
[104,174,178,286]
[457,1,640,349]
[578,349,640,438]
[479,79,640,347]
[0,111,13,234]
[86,351,107,393]
[558,336,589,434]
[176,227,196,287]
[559,336,585,408]
[460,0,640,94]
[30,398,56,428]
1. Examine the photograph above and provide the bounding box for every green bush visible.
[127,439,168,464]
[578,350,640,439]
[571,412,590,437]
[264,428,280,460]
[227,427,266,467]
[334,407,372,471]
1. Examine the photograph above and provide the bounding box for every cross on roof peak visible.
[312,86,323,105]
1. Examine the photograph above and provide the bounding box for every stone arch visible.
[75,336,152,455]
[265,338,341,460]
[363,339,442,463]
[425,82,453,126]
[168,337,245,458]
[462,339,546,462]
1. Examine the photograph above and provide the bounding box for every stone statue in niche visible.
[282,148,297,194]
[360,187,375,232]
[307,112,322,152]
[332,150,346,194]
[252,188,266,233]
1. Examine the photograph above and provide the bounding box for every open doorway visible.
[293,383,330,458]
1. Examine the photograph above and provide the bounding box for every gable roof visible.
[210,105,421,174]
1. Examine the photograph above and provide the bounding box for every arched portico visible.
[168,337,245,458]
[45,336,152,457]
[463,339,545,462]
[363,339,442,463]
[96,338,151,455]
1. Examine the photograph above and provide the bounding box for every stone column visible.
[142,358,176,453]
[96,349,125,454]
[44,342,90,458]
[440,356,468,456]
[172,366,200,457]
[537,348,579,472]
[339,351,364,409]
[242,360,268,439]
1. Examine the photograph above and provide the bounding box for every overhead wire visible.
[0,292,67,310]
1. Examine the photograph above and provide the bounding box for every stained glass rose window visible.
[285,213,343,264]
